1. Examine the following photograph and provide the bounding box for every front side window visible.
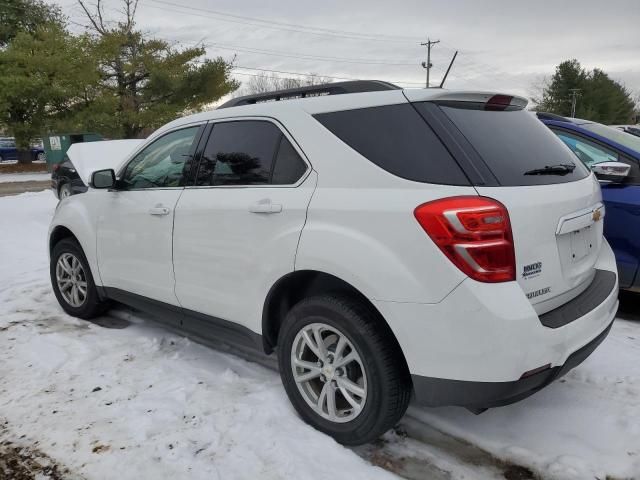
[196,120,295,186]
[553,130,618,167]
[121,127,198,190]
[553,129,640,184]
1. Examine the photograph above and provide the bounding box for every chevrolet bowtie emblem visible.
[592,209,602,222]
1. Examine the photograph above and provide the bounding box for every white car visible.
[48,81,619,445]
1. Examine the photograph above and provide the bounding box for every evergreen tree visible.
[77,0,239,138]
[0,26,99,162]
[535,59,635,124]
[0,0,64,48]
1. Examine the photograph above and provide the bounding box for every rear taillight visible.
[414,196,515,283]
[52,163,60,172]
[485,94,513,111]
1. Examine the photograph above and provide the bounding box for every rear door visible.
[411,99,603,314]
[173,119,315,334]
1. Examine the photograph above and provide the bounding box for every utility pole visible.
[420,38,440,88]
[569,88,582,118]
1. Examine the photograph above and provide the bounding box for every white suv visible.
[48,81,619,445]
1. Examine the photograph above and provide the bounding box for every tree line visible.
[0,0,239,162]
[534,59,637,124]
[1,1,637,163]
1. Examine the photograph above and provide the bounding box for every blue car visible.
[0,137,46,162]
[538,113,640,291]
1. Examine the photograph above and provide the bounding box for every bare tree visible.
[528,75,549,111]
[78,0,138,35]
[239,72,333,96]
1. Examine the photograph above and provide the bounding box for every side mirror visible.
[90,169,116,189]
[591,162,630,183]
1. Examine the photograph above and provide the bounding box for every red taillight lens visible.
[414,196,516,283]
[485,94,513,111]
[52,163,60,172]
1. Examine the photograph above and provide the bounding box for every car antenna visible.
[439,51,458,88]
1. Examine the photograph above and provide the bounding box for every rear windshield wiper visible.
[524,163,576,176]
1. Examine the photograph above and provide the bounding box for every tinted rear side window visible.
[196,121,281,186]
[435,106,590,186]
[314,104,470,185]
[272,137,307,184]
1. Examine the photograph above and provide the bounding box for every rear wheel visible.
[277,295,411,445]
[50,238,109,319]
[36,152,45,162]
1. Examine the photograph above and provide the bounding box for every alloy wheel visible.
[55,253,87,308]
[291,322,367,423]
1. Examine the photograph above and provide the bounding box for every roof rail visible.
[218,80,400,109]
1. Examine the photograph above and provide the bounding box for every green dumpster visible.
[43,133,103,170]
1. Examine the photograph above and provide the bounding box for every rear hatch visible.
[406,91,604,314]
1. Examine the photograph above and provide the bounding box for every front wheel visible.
[58,183,72,200]
[277,295,411,445]
[50,238,109,319]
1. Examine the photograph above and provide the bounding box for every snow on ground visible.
[407,318,640,479]
[0,192,396,479]
[0,172,50,183]
[1,190,639,480]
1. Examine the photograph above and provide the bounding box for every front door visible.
[173,119,315,335]
[96,125,202,310]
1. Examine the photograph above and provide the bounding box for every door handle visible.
[149,206,171,216]
[249,200,282,214]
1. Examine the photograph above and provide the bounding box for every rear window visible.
[435,106,590,186]
[314,104,470,185]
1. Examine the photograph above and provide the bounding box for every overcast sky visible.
[55,0,639,103]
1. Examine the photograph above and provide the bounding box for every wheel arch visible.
[261,270,410,376]
[49,225,79,254]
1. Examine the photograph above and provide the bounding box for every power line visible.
[205,42,418,66]
[1,0,524,86]
[143,0,422,44]
[231,65,425,87]
[1,0,503,91]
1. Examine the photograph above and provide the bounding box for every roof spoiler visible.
[404,90,528,111]
[218,80,400,109]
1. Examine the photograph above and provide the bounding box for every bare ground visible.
[0,422,78,480]
[0,181,50,197]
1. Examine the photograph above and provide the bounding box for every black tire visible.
[50,238,109,319]
[36,152,45,162]
[277,294,411,445]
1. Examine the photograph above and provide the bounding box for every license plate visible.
[569,226,594,262]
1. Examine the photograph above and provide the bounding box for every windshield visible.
[581,122,640,153]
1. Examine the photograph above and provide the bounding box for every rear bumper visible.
[411,318,613,408]
[373,239,619,392]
